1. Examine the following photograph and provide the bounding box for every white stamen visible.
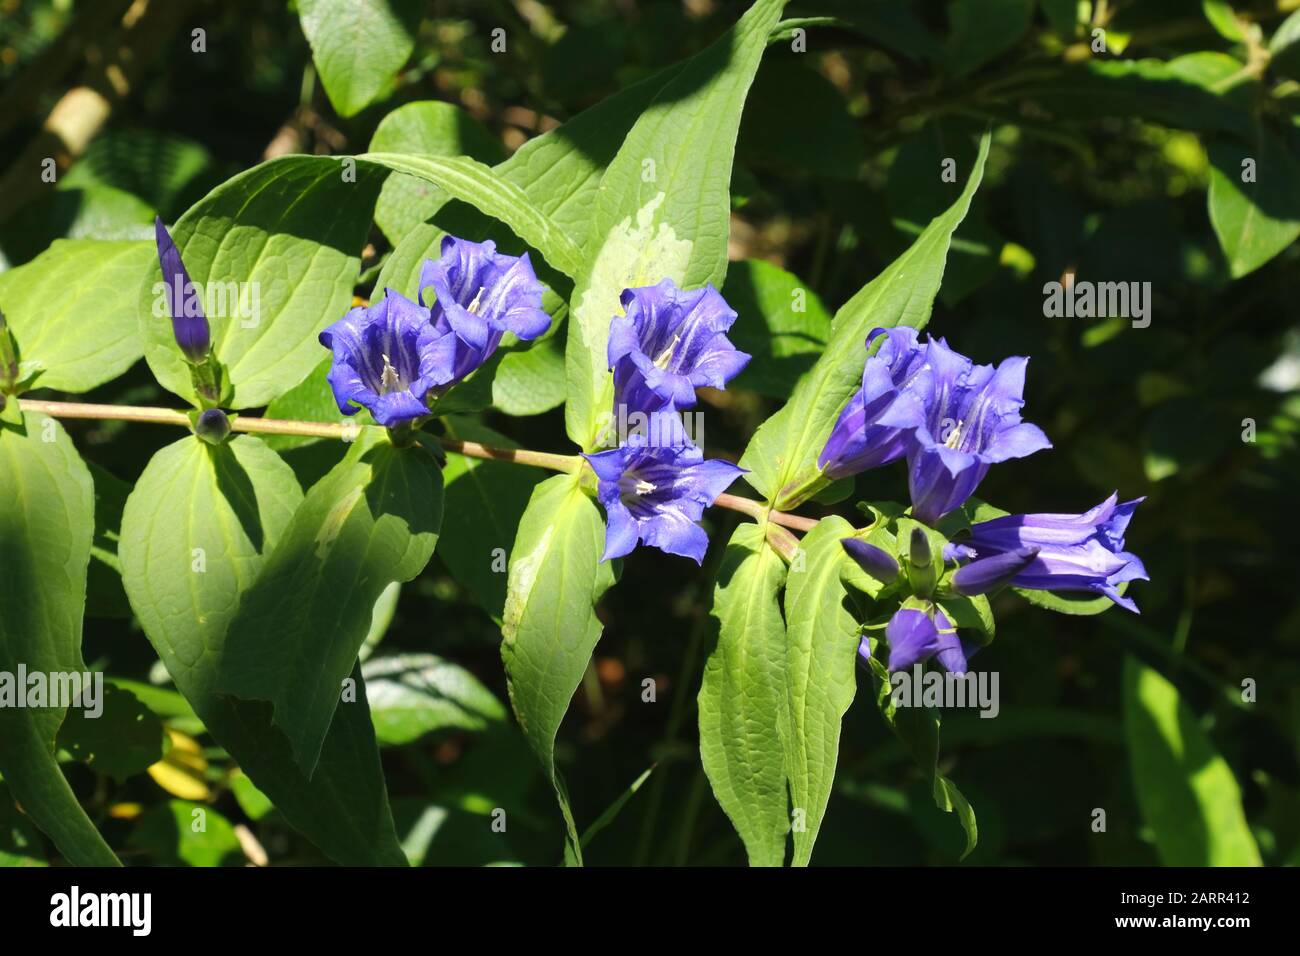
[467,288,485,314]
[619,474,657,498]
[653,334,682,369]
[379,353,402,394]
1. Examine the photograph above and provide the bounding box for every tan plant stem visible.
[16,399,817,531]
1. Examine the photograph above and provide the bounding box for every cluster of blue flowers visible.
[315,232,752,565]
[584,279,751,564]
[156,220,1145,672]
[319,235,550,427]
[824,327,1148,674]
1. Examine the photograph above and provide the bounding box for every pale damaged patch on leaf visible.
[501,522,556,645]
[572,192,693,446]
[315,484,364,559]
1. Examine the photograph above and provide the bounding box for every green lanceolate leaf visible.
[118,433,408,865]
[784,515,859,867]
[1122,658,1261,865]
[297,0,423,117]
[363,652,506,747]
[698,522,790,867]
[0,419,118,866]
[581,765,655,850]
[141,156,383,409]
[740,133,990,507]
[1014,584,1123,616]
[1207,127,1300,279]
[439,418,546,619]
[359,153,585,278]
[56,684,165,783]
[368,101,506,246]
[564,0,789,450]
[866,648,978,860]
[216,427,442,774]
[493,334,567,416]
[0,239,151,393]
[943,0,1034,78]
[722,258,832,400]
[500,473,616,865]
[374,58,692,298]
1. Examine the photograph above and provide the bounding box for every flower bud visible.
[907,526,937,596]
[950,547,1039,596]
[841,538,900,585]
[155,217,212,364]
[193,408,231,445]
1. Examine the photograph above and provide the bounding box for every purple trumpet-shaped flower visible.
[946,493,1148,612]
[608,279,749,413]
[154,217,211,363]
[584,438,744,564]
[905,348,1052,525]
[319,290,445,427]
[417,236,550,389]
[860,607,976,674]
[818,327,934,478]
[841,538,900,585]
[949,547,1039,596]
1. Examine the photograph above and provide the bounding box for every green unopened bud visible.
[193,408,231,445]
[907,526,938,597]
[190,357,225,410]
[0,307,19,387]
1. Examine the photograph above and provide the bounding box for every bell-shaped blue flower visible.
[154,217,211,363]
[319,290,445,427]
[584,438,744,564]
[861,606,976,674]
[905,351,1052,525]
[417,236,549,388]
[818,327,934,478]
[947,493,1148,612]
[608,279,749,413]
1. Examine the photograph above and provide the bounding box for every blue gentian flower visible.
[608,279,749,413]
[319,290,444,427]
[418,236,549,388]
[861,606,976,674]
[905,351,1051,525]
[818,327,933,478]
[584,438,744,563]
[154,216,211,363]
[841,538,901,586]
[946,493,1148,612]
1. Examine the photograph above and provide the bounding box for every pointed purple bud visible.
[154,217,211,363]
[841,538,900,585]
[950,546,1039,596]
